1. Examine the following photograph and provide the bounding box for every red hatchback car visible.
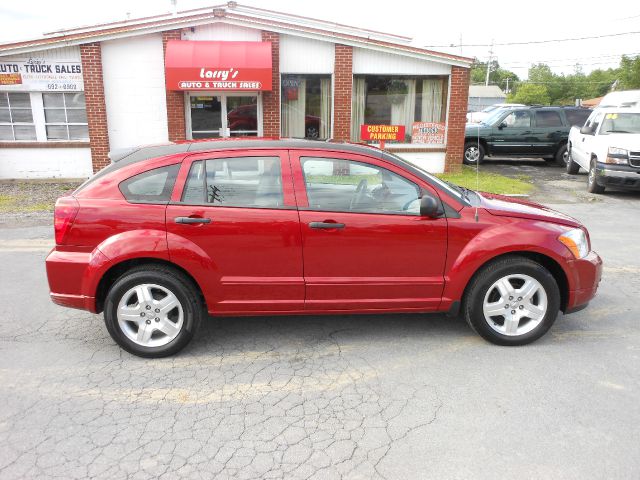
[46,140,602,357]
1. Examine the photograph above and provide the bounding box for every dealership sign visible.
[0,58,83,91]
[164,40,273,92]
[411,122,446,144]
[360,124,406,141]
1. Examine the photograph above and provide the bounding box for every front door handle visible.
[175,216,211,224]
[309,221,345,229]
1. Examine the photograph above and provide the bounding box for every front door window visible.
[189,94,259,139]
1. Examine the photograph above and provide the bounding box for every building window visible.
[0,92,36,141]
[351,75,448,143]
[281,74,332,139]
[43,92,89,141]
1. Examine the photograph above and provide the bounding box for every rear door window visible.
[181,156,284,208]
[119,164,180,203]
[565,109,591,127]
[535,110,563,127]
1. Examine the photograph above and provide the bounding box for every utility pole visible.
[485,39,494,86]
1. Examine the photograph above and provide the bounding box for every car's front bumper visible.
[596,163,640,190]
[565,250,603,314]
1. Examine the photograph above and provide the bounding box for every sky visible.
[1,0,639,83]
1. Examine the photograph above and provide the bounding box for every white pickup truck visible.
[567,108,640,193]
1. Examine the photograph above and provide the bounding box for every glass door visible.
[190,96,222,139]
[188,93,260,139]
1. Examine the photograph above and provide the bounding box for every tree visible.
[507,84,550,105]
[618,55,640,89]
[470,58,519,91]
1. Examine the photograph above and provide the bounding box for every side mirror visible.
[580,125,594,135]
[420,196,444,218]
[498,121,507,130]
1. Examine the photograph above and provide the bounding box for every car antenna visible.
[474,122,480,222]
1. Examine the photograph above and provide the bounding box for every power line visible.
[495,52,640,66]
[425,30,640,48]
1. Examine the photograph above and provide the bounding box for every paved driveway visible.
[0,163,639,479]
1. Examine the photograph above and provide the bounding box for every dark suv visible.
[463,106,591,166]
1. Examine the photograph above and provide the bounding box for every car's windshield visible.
[599,113,640,134]
[481,108,509,126]
[482,105,499,113]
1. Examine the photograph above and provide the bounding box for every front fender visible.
[442,219,574,304]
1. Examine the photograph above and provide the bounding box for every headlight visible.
[606,147,629,164]
[558,228,589,259]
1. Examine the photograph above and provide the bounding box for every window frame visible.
[291,151,434,217]
[171,150,297,210]
[280,73,333,140]
[0,90,89,143]
[0,92,37,141]
[43,92,89,141]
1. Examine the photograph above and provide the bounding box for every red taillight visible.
[54,196,80,245]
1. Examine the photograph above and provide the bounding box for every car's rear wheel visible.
[566,147,580,174]
[587,158,605,194]
[463,142,485,165]
[554,144,569,167]
[104,265,203,358]
[463,256,560,346]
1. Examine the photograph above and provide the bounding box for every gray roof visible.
[468,85,506,99]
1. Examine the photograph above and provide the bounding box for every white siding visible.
[280,35,334,73]
[353,48,451,75]
[183,23,261,41]
[395,151,446,174]
[0,45,81,62]
[101,34,168,150]
[0,148,92,179]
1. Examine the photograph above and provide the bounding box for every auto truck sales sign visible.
[167,67,272,91]
[0,58,83,92]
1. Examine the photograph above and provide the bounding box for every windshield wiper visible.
[443,181,474,202]
[604,130,631,133]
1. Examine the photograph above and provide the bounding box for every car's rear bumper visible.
[565,250,603,314]
[596,163,640,190]
[46,247,107,313]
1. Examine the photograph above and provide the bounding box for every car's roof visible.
[589,107,640,114]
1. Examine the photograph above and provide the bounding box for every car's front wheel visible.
[566,147,580,174]
[587,158,605,194]
[463,141,485,165]
[104,265,203,358]
[463,256,560,346]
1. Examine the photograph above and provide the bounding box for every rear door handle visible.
[174,216,211,224]
[309,221,345,229]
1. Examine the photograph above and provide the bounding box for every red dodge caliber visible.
[46,140,602,357]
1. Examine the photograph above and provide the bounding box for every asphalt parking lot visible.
[0,159,639,479]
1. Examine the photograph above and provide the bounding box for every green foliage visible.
[619,55,640,89]
[478,55,639,106]
[508,83,550,105]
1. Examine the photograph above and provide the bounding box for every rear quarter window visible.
[119,164,180,204]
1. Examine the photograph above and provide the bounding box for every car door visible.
[290,150,448,312]
[488,109,534,155]
[166,150,304,314]
[581,112,604,162]
[532,109,565,155]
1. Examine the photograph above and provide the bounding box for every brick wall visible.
[261,31,280,137]
[444,66,470,173]
[162,30,186,142]
[333,45,353,142]
[80,43,110,172]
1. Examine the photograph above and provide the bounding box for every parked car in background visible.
[464,106,592,166]
[46,139,602,357]
[466,103,524,124]
[567,108,640,193]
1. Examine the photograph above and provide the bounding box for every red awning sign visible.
[164,40,272,91]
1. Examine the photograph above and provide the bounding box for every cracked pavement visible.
[0,164,639,479]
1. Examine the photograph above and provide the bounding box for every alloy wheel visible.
[116,283,184,347]
[465,146,479,163]
[482,274,548,336]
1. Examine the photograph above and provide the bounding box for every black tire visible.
[587,158,605,194]
[463,141,485,165]
[104,265,204,358]
[462,255,561,346]
[566,147,580,175]
[554,143,569,167]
